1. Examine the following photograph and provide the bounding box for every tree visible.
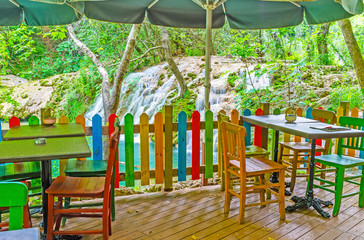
[339,19,364,90]
[316,23,331,65]
[160,27,186,97]
[67,23,141,120]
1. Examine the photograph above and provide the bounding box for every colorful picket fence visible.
[1,101,363,189]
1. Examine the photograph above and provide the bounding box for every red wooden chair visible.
[45,124,120,240]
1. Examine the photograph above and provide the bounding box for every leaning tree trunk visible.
[111,24,142,113]
[160,26,187,98]
[67,25,112,120]
[339,19,364,90]
[317,23,331,65]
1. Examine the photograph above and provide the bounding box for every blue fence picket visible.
[243,109,252,146]
[92,114,103,160]
[178,111,187,181]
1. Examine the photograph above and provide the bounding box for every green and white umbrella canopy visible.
[1,0,363,110]
[1,0,362,28]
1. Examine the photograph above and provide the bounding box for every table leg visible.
[41,160,52,233]
[286,139,333,218]
[271,130,291,196]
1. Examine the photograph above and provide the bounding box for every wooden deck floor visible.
[34,177,364,240]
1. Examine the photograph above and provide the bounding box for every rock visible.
[0,75,28,87]
[145,184,162,192]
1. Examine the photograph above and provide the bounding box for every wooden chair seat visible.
[61,159,114,227]
[230,157,285,177]
[316,154,364,168]
[64,160,107,177]
[46,176,105,198]
[279,142,326,152]
[245,146,269,157]
[0,162,40,181]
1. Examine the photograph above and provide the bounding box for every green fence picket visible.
[205,110,213,179]
[124,113,134,187]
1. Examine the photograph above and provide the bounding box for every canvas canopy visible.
[0,0,362,28]
[1,0,363,110]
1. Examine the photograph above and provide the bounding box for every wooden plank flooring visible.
[32,177,364,240]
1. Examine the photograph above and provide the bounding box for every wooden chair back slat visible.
[220,121,247,175]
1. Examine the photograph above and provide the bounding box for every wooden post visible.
[163,105,173,191]
[340,101,350,116]
[260,103,270,150]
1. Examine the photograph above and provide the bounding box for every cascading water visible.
[84,57,271,176]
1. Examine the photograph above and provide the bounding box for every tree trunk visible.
[316,23,331,65]
[160,26,187,97]
[67,25,112,121]
[339,19,364,90]
[111,24,142,113]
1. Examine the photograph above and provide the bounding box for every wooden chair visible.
[46,123,120,240]
[220,121,286,224]
[314,116,364,216]
[61,118,115,225]
[0,182,31,231]
[278,109,336,192]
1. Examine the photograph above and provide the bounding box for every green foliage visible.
[329,86,364,110]
[171,90,197,122]
[227,72,239,87]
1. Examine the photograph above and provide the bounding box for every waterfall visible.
[84,57,271,169]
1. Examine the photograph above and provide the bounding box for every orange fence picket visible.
[154,112,164,184]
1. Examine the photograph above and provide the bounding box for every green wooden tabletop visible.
[3,123,85,141]
[0,137,91,163]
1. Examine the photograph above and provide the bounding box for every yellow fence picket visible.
[164,106,173,190]
[140,113,150,186]
[58,115,68,124]
[230,109,239,124]
[217,110,226,179]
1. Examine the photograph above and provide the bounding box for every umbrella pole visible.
[204,7,212,111]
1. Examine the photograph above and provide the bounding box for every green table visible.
[3,123,85,141]
[0,137,91,235]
